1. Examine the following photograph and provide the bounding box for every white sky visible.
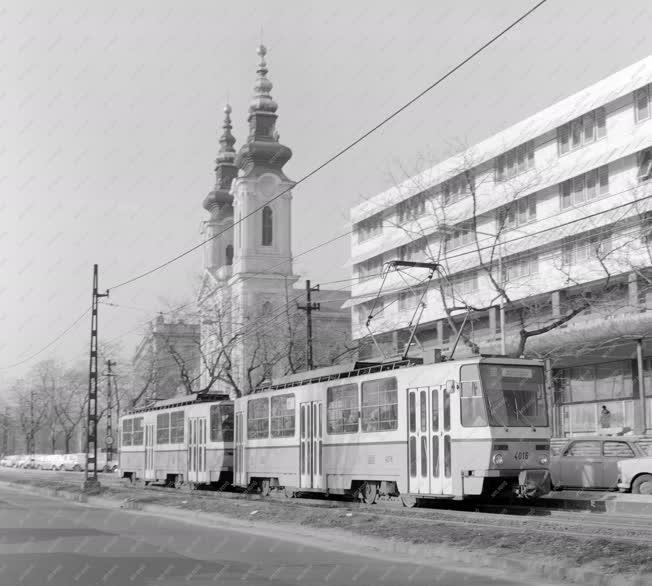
[2,0,652,384]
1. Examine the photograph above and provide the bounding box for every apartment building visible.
[348,56,652,437]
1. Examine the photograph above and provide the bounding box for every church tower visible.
[202,104,238,281]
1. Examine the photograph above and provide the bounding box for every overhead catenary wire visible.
[106,0,549,292]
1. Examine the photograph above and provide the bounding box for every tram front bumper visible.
[518,469,551,498]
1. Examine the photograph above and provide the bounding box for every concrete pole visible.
[637,338,647,434]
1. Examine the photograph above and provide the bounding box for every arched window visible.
[225,244,233,266]
[262,206,273,246]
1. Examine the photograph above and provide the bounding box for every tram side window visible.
[210,404,234,442]
[460,364,488,427]
[361,377,398,432]
[248,397,270,439]
[271,394,296,438]
[327,383,359,434]
[157,413,170,444]
[122,418,133,446]
[132,417,144,446]
[170,411,184,443]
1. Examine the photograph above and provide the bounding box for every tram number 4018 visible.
[514,451,530,461]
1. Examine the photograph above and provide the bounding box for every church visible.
[198,45,351,397]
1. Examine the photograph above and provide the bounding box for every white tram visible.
[233,356,552,502]
[118,393,233,489]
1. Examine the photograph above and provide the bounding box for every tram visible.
[118,393,233,489]
[233,356,552,503]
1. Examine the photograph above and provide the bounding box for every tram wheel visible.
[400,494,418,508]
[260,479,271,497]
[360,482,378,504]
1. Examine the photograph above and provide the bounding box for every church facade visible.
[198,46,351,397]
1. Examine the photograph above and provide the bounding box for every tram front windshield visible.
[460,364,547,428]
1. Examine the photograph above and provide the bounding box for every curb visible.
[1,479,650,586]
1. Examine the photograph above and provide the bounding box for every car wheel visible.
[73,464,82,472]
[632,474,652,495]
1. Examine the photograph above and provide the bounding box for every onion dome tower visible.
[235,44,292,179]
[202,104,238,274]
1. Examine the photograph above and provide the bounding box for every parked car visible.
[549,436,652,490]
[618,455,652,494]
[37,454,66,470]
[62,453,85,471]
[15,455,36,469]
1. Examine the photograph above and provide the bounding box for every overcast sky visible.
[2,0,652,383]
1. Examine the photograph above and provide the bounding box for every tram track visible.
[4,468,652,545]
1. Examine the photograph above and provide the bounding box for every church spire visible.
[235,45,292,178]
[203,103,238,214]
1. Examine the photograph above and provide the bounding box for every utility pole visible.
[105,360,116,465]
[83,264,109,494]
[297,280,320,370]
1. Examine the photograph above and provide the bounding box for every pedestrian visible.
[600,405,611,429]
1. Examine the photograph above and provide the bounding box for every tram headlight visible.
[492,453,504,465]
[538,455,549,466]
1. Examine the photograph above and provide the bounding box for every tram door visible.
[407,386,452,495]
[144,424,155,481]
[234,410,246,486]
[299,402,323,489]
[187,417,208,484]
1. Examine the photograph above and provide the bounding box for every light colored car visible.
[37,454,66,470]
[617,456,652,494]
[16,455,36,469]
[549,436,651,490]
[62,453,86,471]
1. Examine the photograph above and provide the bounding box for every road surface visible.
[0,484,534,585]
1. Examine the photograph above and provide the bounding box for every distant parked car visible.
[62,453,85,471]
[549,436,652,490]
[37,454,65,470]
[16,455,36,469]
[618,455,652,495]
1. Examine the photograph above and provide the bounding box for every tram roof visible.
[123,392,230,415]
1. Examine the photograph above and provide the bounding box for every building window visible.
[502,253,539,281]
[498,194,537,229]
[558,107,606,155]
[357,255,384,279]
[270,394,295,438]
[327,383,359,434]
[447,271,478,297]
[560,165,609,209]
[562,233,612,265]
[247,397,269,439]
[557,361,633,403]
[361,377,398,432]
[495,141,535,181]
[399,287,426,311]
[397,192,427,222]
[638,149,652,182]
[356,213,383,242]
[210,404,234,442]
[398,237,428,262]
[445,221,475,250]
[262,206,273,246]
[225,244,233,266]
[442,172,474,205]
[635,84,651,123]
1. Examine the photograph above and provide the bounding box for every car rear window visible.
[565,441,601,457]
[603,441,635,458]
[635,442,652,456]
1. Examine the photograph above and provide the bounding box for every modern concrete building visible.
[347,55,652,437]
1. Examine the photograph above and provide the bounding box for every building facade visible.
[348,55,652,437]
[132,314,201,403]
[198,46,351,396]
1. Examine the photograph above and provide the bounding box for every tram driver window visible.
[460,364,488,427]
[327,383,359,434]
[361,377,398,432]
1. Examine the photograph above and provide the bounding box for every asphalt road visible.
[0,484,530,586]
